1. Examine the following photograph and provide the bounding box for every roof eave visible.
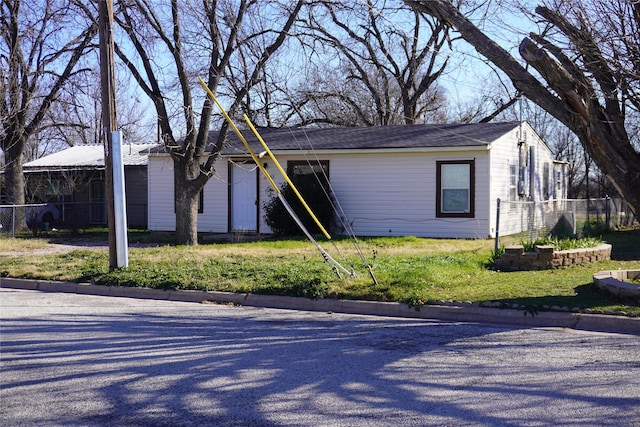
[220,145,490,157]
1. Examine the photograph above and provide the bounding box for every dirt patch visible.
[0,243,107,257]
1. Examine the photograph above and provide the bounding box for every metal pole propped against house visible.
[197,77,353,278]
[244,115,380,287]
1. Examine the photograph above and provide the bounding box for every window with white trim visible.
[509,164,517,201]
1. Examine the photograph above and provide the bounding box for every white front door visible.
[231,163,258,232]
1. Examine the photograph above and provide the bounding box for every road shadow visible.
[2,298,639,426]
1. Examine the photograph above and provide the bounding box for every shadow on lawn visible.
[604,228,640,261]
[488,228,640,315]
[491,283,639,315]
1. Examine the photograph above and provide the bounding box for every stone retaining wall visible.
[494,243,612,271]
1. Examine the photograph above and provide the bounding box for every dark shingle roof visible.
[219,122,519,154]
[150,122,519,155]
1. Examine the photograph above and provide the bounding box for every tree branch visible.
[405,0,571,126]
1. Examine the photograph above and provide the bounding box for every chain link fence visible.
[495,197,636,247]
[0,204,47,237]
[1,202,147,236]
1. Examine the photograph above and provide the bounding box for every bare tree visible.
[285,63,407,127]
[289,0,451,126]
[406,0,640,218]
[0,0,97,226]
[17,68,149,169]
[114,0,304,245]
[550,126,584,198]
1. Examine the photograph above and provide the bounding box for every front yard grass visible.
[1,228,638,316]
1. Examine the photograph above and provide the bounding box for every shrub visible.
[520,235,602,251]
[264,174,334,237]
[582,218,607,237]
[490,246,505,262]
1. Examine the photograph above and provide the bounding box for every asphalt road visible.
[1,288,639,427]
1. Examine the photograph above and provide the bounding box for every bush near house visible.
[264,174,334,237]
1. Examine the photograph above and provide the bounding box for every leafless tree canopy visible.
[406,0,640,217]
[0,0,97,226]
[287,0,451,126]
[114,0,304,244]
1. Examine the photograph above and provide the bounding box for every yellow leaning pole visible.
[246,110,380,287]
[243,115,331,240]
[197,77,354,278]
[196,78,278,191]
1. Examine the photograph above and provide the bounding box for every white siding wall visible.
[200,161,229,232]
[259,150,491,238]
[488,122,557,237]
[473,150,492,238]
[488,127,520,238]
[147,155,228,232]
[147,155,175,231]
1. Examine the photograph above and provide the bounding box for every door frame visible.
[228,160,259,233]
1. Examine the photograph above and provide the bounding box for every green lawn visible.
[1,228,639,316]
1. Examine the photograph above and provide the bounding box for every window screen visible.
[436,160,474,218]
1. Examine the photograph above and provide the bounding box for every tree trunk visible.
[518,38,640,216]
[405,0,640,219]
[403,100,417,125]
[2,135,27,230]
[173,159,200,246]
[174,194,199,246]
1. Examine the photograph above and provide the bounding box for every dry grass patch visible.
[0,238,51,254]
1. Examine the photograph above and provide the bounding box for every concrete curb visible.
[2,277,638,335]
